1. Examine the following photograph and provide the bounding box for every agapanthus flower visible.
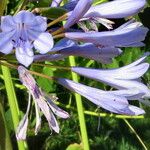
[34,38,122,63]
[83,0,146,19]
[0,10,54,67]
[66,0,146,29]
[57,78,145,115]
[65,20,148,48]
[71,54,150,98]
[17,66,69,140]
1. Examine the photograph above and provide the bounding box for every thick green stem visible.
[69,56,90,150]
[0,101,13,150]
[1,65,27,150]
[0,0,8,16]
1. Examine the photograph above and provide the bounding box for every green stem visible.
[1,65,28,150]
[123,119,148,150]
[0,101,13,150]
[68,56,90,150]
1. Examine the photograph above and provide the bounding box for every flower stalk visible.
[68,56,90,150]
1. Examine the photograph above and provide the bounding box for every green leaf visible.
[38,7,67,19]
[66,143,83,150]
[37,67,56,93]
[33,0,52,7]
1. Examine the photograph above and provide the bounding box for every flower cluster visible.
[0,0,149,140]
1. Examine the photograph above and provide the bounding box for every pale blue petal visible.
[51,38,76,52]
[16,45,34,67]
[0,31,15,54]
[65,22,148,47]
[59,43,122,63]
[1,16,16,32]
[34,96,60,133]
[84,0,146,19]
[47,98,69,118]
[64,0,92,29]
[57,78,134,114]
[14,10,35,25]
[29,16,47,32]
[16,94,31,140]
[51,0,63,7]
[33,33,54,54]
[34,100,41,135]
[128,105,145,115]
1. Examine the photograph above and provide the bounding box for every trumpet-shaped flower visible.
[65,21,148,48]
[17,66,69,140]
[71,54,150,98]
[83,0,146,19]
[34,38,122,63]
[57,78,145,115]
[0,11,54,67]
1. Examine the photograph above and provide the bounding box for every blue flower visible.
[57,78,145,115]
[71,54,150,99]
[65,20,148,48]
[0,10,54,67]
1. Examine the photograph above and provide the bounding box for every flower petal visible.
[51,38,76,52]
[33,33,54,54]
[47,98,69,118]
[34,54,66,62]
[16,94,31,140]
[65,22,148,47]
[51,0,63,7]
[1,16,16,32]
[84,0,146,19]
[59,43,122,63]
[57,78,137,114]
[0,31,15,54]
[29,16,47,32]
[34,100,41,135]
[16,45,34,67]
[64,0,92,29]
[14,10,35,25]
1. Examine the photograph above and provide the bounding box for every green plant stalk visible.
[0,101,13,150]
[0,0,8,16]
[1,65,27,150]
[123,119,148,150]
[69,56,90,150]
